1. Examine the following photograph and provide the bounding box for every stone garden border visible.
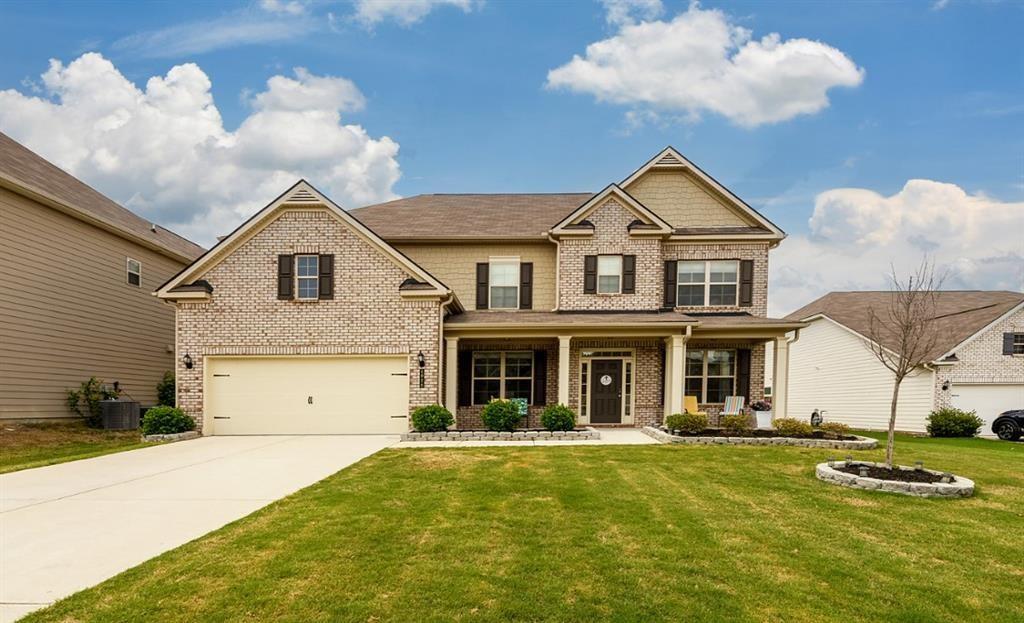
[641,426,878,450]
[142,431,200,443]
[816,461,974,498]
[401,427,600,442]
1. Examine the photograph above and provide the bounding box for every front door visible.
[590,359,623,424]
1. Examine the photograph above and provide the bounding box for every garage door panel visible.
[950,384,1024,438]
[207,356,410,435]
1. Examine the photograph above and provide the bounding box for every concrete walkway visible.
[394,427,659,447]
[0,435,397,622]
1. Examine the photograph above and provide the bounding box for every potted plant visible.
[750,399,772,429]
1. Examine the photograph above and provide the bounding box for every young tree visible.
[865,259,945,467]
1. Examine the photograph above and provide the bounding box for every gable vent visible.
[285,187,319,203]
[656,152,683,166]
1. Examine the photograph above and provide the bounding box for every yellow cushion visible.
[684,396,707,416]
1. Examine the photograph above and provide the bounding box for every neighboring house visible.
[785,291,1024,436]
[156,147,805,434]
[0,132,204,419]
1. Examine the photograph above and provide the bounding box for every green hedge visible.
[773,418,813,437]
[141,406,195,436]
[926,408,984,438]
[411,405,454,432]
[665,412,707,434]
[540,404,576,431]
[481,399,522,432]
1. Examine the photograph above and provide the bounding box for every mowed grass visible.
[25,434,1024,623]
[0,421,151,474]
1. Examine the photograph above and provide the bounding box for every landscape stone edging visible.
[400,427,600,442]
[142,431,200,443]
[816,461,975,498]
[641,426,878,449]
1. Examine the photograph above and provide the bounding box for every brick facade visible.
[568,338,664,428]
[933,306,1024,409]
[662,243,770,317]
[455,339,559,429]
[174,209,441,431]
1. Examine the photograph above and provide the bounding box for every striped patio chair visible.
[721,396,746,416]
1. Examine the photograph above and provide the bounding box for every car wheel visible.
[994,420,1022,441]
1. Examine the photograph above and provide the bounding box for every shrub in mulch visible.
[141,406,195,436]
[926,408,984,438]
[663,427,858,441]
[836,463,950,484]
[540,404,576,432]
[411,405,455,432]
[480,399,523,432]
[665,412,708,434]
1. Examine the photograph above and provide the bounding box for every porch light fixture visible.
[182,353,194,370]
[417,351,426,368]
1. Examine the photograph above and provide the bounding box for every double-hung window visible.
[472,351,533,404]
[597,255,623,294]
[489,260,519,309]
[126,258,142,287]
[1013,333,1024,355]
[677,260,739,306]
[684,349,735,404]
[296,255,319,300]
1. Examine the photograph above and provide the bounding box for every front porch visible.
[442,311,804,429]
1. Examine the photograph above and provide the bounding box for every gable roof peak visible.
[549,183,672,236]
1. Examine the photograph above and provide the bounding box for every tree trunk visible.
[886,378,902,467]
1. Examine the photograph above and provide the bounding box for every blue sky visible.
[1,0,1021,312]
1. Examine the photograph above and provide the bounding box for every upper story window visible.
[685,349,735,404]
[489,260,520,309]
[296,255,319,300]
[597,255,623,294]
[472,351,533,404]
[126,258,142,287]
[1015,334,1024,355]
[677,260,738,307]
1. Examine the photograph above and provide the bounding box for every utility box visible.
[100,399,140,430]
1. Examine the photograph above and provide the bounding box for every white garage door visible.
[950,383,1024,438]
[206,356,410,435]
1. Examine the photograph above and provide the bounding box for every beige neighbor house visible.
[0,132,204,419]
[157,147,807,435]
[785,291,1024,437]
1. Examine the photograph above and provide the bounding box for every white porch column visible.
[668,334,686,416]
[445,337,459,411]
[772,336,790,419]
[558,335,572,406]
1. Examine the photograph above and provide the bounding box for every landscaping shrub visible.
[773,418,813,437]
[817,421,851,437]
[720,414,750,435]
[141,406,195,436]
[66,377,121,427]
[540,404,576,431]
[411,404,454,432]
[156,371,176,407]
[665,412,707,434]
[480,399,522,432]
[926,408,984,438]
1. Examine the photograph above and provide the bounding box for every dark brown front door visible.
[590,359,622,424]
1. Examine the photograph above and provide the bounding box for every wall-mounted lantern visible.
[182,353,194,370]
[417,351,425,388]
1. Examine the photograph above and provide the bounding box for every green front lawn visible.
[26,434,1024,623]
[0,421,151,474]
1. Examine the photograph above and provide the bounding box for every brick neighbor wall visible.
[933,306,1024,410]
[175,209,441,431]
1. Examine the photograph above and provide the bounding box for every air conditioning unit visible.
[100,399,140,430]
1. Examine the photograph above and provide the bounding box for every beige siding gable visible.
[625,170,757,229]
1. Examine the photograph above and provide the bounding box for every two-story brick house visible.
[157,148,805,434]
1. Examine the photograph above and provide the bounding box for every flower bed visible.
[641,426,877,450]
[401,427,599,442]
[816,460,974,497]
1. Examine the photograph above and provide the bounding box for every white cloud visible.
[770,180,1024,315]
[931,0,950,10]
[602,0,663,27]
[0,53,401,246]
[547,1,864,127]
[352,0,478,27]
[260,0,307,15]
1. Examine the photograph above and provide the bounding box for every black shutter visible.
[458,350,472,407]
[1004,333,1016,355]
[584,255,597,294]
[476,263,489,310]
[736,349,751,401]
[739,260,754,307]
[318,254,334,300]
[533,349,547,405]
[663,260,677,308]
[622,255,636,294]
[277,254,294,300]
[520,263,533,310]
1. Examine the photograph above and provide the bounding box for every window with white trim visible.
[472,351,533,404]
[597,255,623,294]
[1013,333,1024,355]
[126,258,141,287]
[296,255,319,300]
[677,260,738,306]
[684,349,736,404]
[489,260,519,309]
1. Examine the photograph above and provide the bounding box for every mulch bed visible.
[836,463,948,483]
[665,428,858,441]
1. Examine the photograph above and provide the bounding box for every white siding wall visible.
[788,318,935,432]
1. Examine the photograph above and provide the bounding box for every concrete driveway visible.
[0,435,397,622]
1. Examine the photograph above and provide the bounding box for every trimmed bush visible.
[720,414,750,435]
[411,404,454,432]
[540,404,576,431]
[773,418,813,438]
[481,399,522,432]
[817,421,851,437]
[141,406,195,436]
[156,371,176,407]
[926,408,984,438]
[665,412,707,434]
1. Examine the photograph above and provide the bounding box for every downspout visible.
[547,233,560,311]
[438,293,456,404]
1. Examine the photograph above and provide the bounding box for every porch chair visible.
[721,396,746,416]
[683,395,707,416]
